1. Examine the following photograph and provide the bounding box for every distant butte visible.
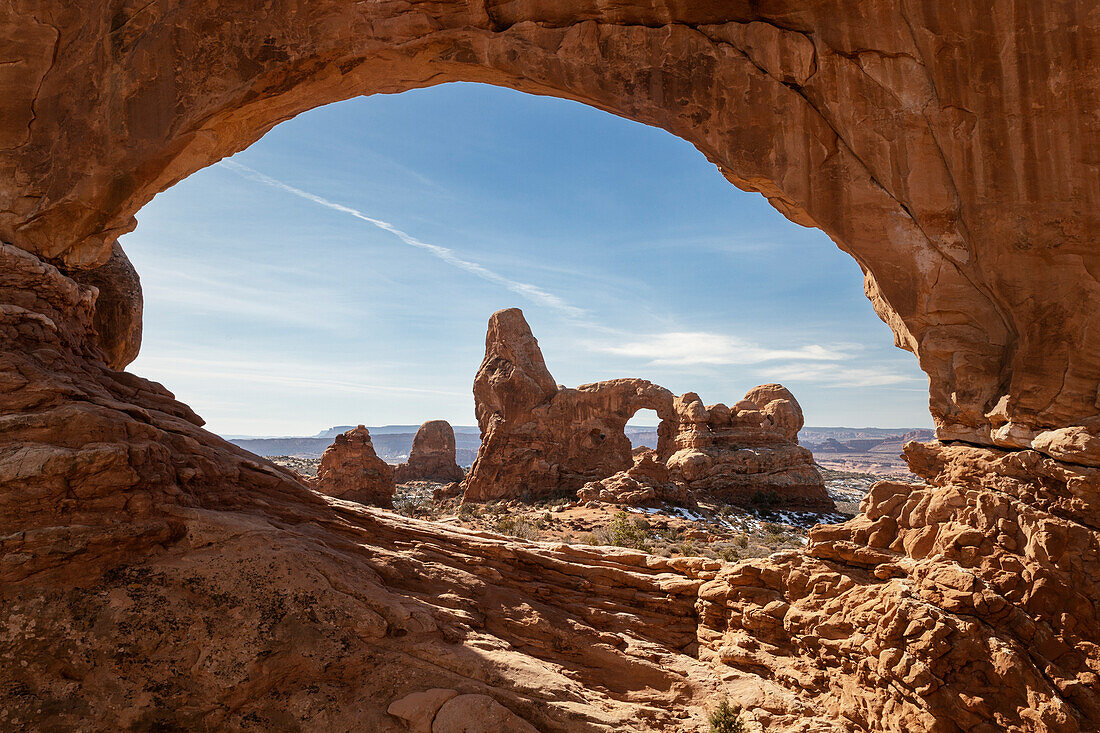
[394,420,465,484]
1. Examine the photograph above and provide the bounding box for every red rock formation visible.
[462,308,676,501]
[1,4,1098,731]
[667,386,833,510]
[69,242,142,370]
[394,420,465,484]
[4,1,1097,463]
[696,440,1100,730]
[308,425,395,508]
[578,448,696,507]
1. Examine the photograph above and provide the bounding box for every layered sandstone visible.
[394,420,465,484]
[1,3,1098,732]
[0,245,731,730]
[667,386,832,510]
[308,425,395,508]
[465,310,827,509]
[462,308,676,501]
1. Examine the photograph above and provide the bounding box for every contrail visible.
[220,159,586,318]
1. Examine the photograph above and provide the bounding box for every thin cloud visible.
[140,265,355,331]
[133,355,468,398]
[220,159,586,318]
[763,362,924,388]
[594,331,847,366]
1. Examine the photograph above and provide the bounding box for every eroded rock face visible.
[308,425,395,508]
[462,308,676,501]
[667,386,832,510]
[1,4,1098,732]
[68,242,143,370]
[394,420,465,484]
[696,440,1100,730]
[2,1,1096,460]
[578,448,696,508]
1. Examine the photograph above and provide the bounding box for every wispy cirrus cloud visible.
[140,264,356,331]
[593,331,847,366]
[220,159,586,319]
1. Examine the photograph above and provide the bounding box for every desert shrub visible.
[458,502,479,519]
[602,511,652,551]
[663,525,684,542]
[736,532,749,549]
[677,540,699,557]
[716,545,740,562]
[494,515,540,540]
[708,699,744,733]
[393,500,420,518]
[762,522,788,543]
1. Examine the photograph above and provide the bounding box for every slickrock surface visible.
[394,420,465,484]
[1,3,1098,731]
[462,308,676,501]
[307,425,396,508]
[667,386,832,510]
[578,449,696,508]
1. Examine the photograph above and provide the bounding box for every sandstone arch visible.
[462,308,678,500]
[3,1,1096,457]
[1,3,1098,731]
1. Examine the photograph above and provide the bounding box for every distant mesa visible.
[461,308,832,510]
[306,425,395,508]
[394,420,466,483]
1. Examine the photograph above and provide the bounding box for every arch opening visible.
[1,8,1095,732]
[6,10,1040,457]
[119,83,930,451]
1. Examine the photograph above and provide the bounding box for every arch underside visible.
[0,1,1098,731]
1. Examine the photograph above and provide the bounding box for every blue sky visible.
[121,83,931,436]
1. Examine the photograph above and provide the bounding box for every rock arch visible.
[462,308,678,500]
[1,4,1097,731]
[4,1,1096,457]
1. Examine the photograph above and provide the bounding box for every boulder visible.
[578,449,695,507]
[431,694,538,733]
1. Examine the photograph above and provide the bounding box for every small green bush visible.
[677,540,698,557]
[394,500,419,518]
[708,699,744,733]
[602,511,652,551]
[717,545,740,562]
